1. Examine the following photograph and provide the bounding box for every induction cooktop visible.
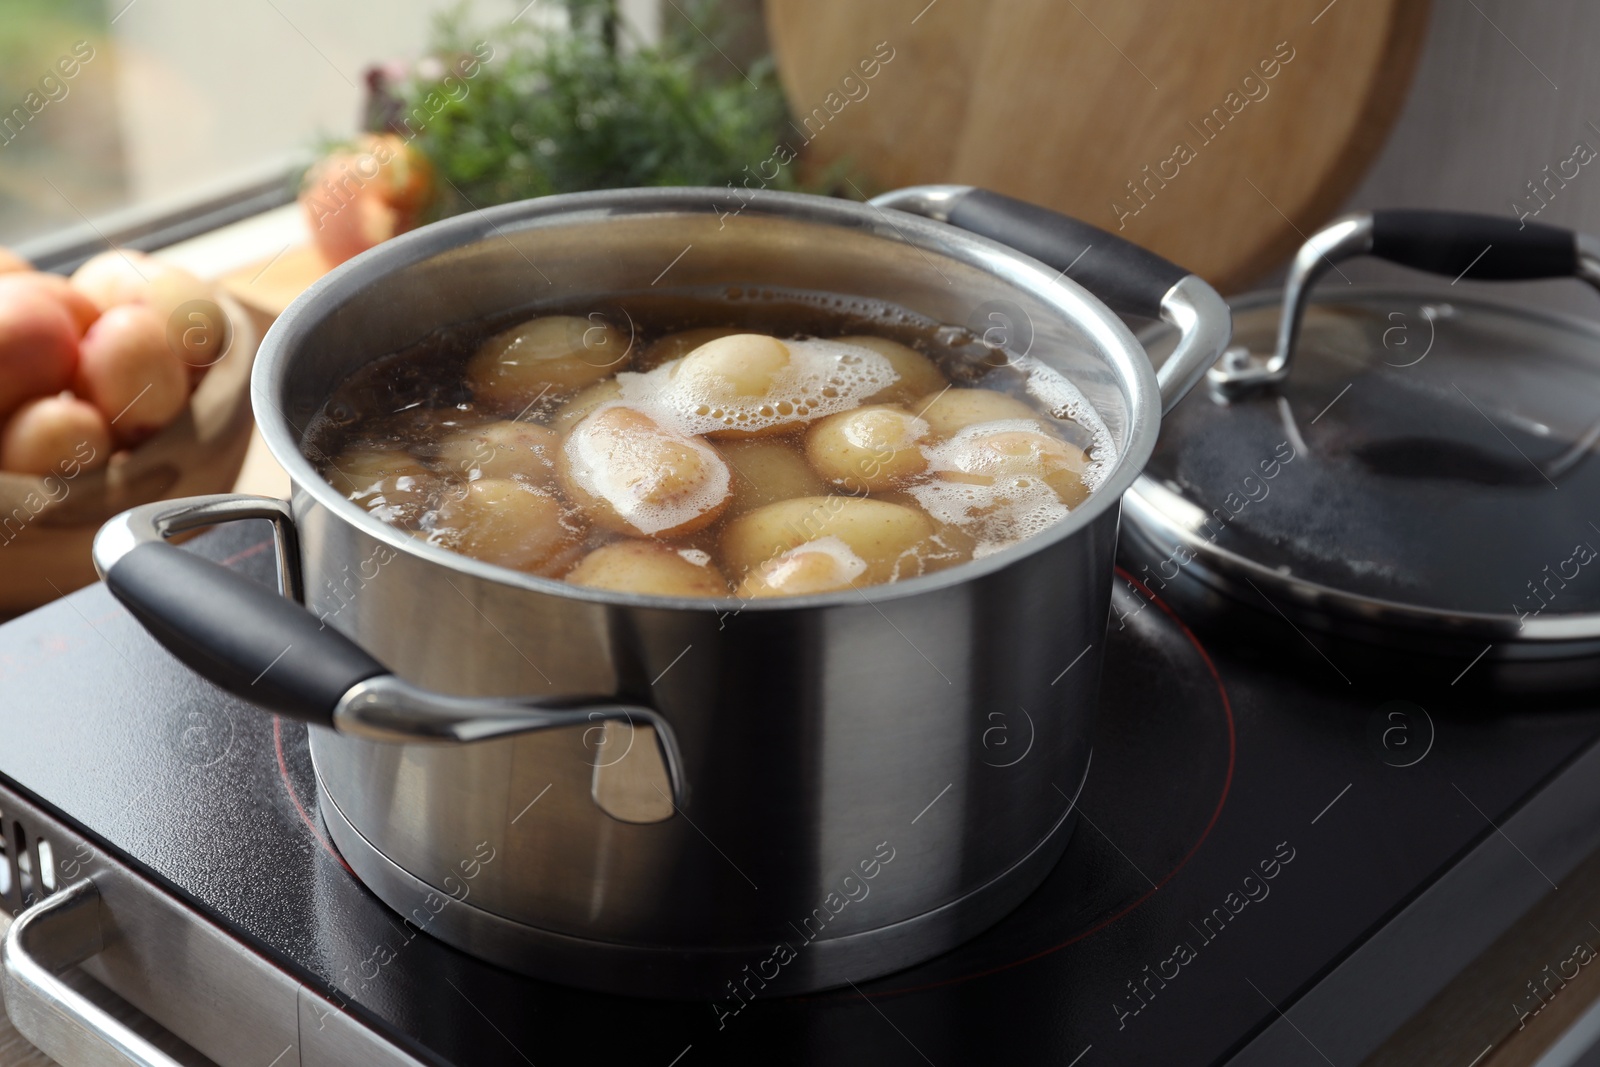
[1,522,1598,1065]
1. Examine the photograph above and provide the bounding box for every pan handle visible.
[1208,209,1600,399]
[871,185,1232,415]
[92,495,685,804]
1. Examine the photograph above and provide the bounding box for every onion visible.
[74,304,189,445]
[69,249,161,312]
[0,273,100,335]
[0,247,32,275]
[0,290,78,420]
[0,393,111,476]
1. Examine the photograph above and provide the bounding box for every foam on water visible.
[760,535,868,585]
[911,420,1081,559]
[614,338,896,438]
[562,409,732,535]
[1017,357,1115,490]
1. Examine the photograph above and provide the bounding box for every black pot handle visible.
[92,495,685,804]
[870,185,1232,415]
[1209,209,1598,399]
[106,538,386,727]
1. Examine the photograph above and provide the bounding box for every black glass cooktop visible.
[1,523,1598,1065]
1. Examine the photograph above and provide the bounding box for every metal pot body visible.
[241,189,1176,995]
[300,489,1114,993]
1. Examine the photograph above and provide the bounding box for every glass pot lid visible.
[1125,210,1600,652]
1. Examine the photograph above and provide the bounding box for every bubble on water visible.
[562,409,732,535]
[911,420,1085,558]
[1018,358,1115,490]
[760,535,868,585]
[612,338,896,438]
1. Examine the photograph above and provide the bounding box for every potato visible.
[73,305,189,446]
[325,447,440,526]
[637,326,740,371]
[915,388,1047,438]
[667,333,801,439]
[804,404,930,493]
[842,336,948,406]
[720,437,828,516]
[0,393,111,476]
[560,406,731,538]
[433,420,560,484]
[0,247,30,275]
[0,291,78,420]
[566,540,730,597]
[672,332,789,396]
[737,537,869,598]
[467,315,628,406]
[550,379,621,431]
[432,478,582,574]
[0,273,100,335]
[720,495,935,585]
[935,427,1091,507]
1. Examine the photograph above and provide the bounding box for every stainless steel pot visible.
[92,186,1228,997]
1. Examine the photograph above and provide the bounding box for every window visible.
[0,0,480,261]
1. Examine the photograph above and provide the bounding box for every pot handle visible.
[870,185,1232,415]
[92,495,685,803]
[1207,209,1600,399]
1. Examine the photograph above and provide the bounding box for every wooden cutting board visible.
[765,0,1430,293]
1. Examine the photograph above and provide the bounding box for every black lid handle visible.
[1369,210,1578,280]
[1209,210,1594,400]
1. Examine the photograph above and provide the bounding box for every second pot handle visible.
[871,185,1232,415]
[92,495,686,803]
[1208,209,1600,399]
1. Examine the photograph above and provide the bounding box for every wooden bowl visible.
[0,293,260,615]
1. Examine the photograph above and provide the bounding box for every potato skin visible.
[720,495,935,585]
[327,447,441,526]
[736,538,866,598]
[720,437,828,516]
[567,540,730,597]
[432,477,582,575]
[559,406,731,538]
[467,315,628,406]
[636,326,740,371]
[804,404,929,494]
[914,388,1046,438]
[840,336,948,406]
[550,379,621,430]
[668,333,802,440]
[433,420,560,484]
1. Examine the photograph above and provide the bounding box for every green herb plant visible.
[384,0,833,217]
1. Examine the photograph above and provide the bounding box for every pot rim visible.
[254,187,1161,612]
[1129,284,1600,647]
